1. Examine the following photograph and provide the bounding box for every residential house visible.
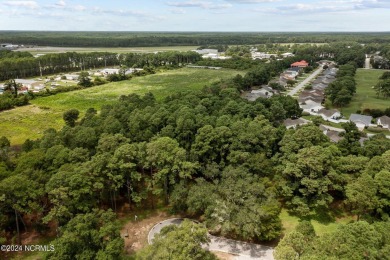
[281,72,297,81]
[98,68,143,77]
[269,78,288,88]
[300,99,324,113]
[349,114,373,130]
[194,49,219,55]
[33,85,46,93]
[282,52,295,58]
[291,60,309,68]
[299,90,324,104]
[19,86,29,94]
[377,116,390,129]
[14,79,43,90]
[244,86,278,101]
[312,83,328,91]
[282,67,301,79]
[326,130,343,143]
[283,118,310,129]
[319,125,344,143]
[63,74,80,80]
[286,67,301,74]
[318,108,341,120]
[251,52,277,60]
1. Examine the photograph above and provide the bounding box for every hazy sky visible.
[0,0,389,31]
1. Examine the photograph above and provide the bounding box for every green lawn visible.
[341,69,390,117]
[280,209,355,236]
[0,68,243,145]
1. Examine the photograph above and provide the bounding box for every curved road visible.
[287,66,323,96]
[148,218,274,260]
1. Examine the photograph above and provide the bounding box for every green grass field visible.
[341,69,390,117]
[0,68,243,145]
[280,209,355,236]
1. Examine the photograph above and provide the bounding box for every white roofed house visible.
[318,108,341,121]
[349,114,373,131]
[281,52,295,58]
[300,99,324,113]
[98,68,141,77]
[100,68,120,75]
[194,49,219,55]
[244,86,278,101]
[64,74,80,80]
[14,79,43,90]
[377,116,390,130]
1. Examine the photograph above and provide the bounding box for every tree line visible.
[325,63,358,107]
[0,50,201,82]
[2,31,390,47]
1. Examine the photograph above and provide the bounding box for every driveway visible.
[287,66,323,96]
[365,56,371,69]
[148,218,274,260]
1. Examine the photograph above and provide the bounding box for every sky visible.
[0,0,390,31]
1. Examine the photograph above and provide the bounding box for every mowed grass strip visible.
[0,68,244,145]
[341,69,390,117]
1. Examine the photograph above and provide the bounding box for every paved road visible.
[365,57,371,69]
[287,66,323,96]
[148,218,274,260]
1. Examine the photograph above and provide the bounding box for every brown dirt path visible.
[120,211,178,255]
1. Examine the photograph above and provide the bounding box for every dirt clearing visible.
[120,211,179,256]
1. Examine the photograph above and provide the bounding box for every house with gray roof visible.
[318,108,341,120]
[283,118,310,129]
[312,83,328,90]
[350,114,373,130]
[300,99,324,113]
[377,116,390,129]
[326,130,343,143]
[244,86,278,101]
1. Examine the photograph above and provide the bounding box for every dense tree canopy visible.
[137,220,215,260]
[0,43,389,258]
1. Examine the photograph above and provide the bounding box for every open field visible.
[341,69,390,117]
[280,209,356,236]
[0,68,243,145]
[17,46,199,55]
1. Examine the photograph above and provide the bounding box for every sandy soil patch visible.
[120,211,178,255]
[212,251,235,260]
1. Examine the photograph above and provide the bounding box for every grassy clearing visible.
[280,208,355,236]
[0,68,243,145]
[341,69,390,117]
[18,46,199,55]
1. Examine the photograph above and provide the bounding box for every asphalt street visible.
[148,218,274,260]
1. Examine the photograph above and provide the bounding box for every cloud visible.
[73,5,86,11]
[170,8,187,14]
[56,0,66,7]
[3,1,39,9]
[91,9,166,22]
[167,1,232,10]
[225,0,279,3]
[254,0,390,15]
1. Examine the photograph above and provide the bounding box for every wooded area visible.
[1,34,390,259]
[2,31,390,47]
